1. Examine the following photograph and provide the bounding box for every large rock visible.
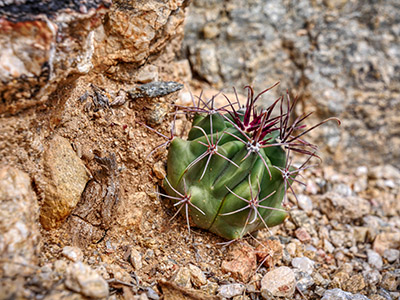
[0,0,187,114]
[184,0,400,168]
[40,134,91,229]
[0,166,40,299]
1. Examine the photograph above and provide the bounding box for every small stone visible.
[381,272,399,292]
[65,262,109,299]
[297,194,313,213]
[261,266,296,298]
[153,161,166,180]
[295,271,315,292]
[286,242,297,256]
[217,283,245,298]
[373,232,400,255]
[255,239,283,268]
[367,249,383,270]
[319,192,371,222]
[221,242,256,283]
[172,267,192,289]
[130,248,143,270]
[323,239,335,254]
[136,64,158,83]
[295,227,312,243]
[188,264,207,287]
[62,246,83,262]
[343,274,366,294]
[40,135,91,230]
[322,288,370,300]
[363,269,381,286]
[291,257,314,275]
[383,248,399,263]
[353,226,368,243]
[201,281,219,295]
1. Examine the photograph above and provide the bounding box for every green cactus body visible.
[164,110,290,240]
[152,85,340,240]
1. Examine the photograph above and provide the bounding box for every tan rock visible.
[373,232,400,255]
[40,135,90,230]
[221,241,256,283]
[261,266,296,298]
[0,166,40,298]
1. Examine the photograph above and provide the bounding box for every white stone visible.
[291,257,315,275]
[62,246,83,262]
[261,266,296,298]
[218,283,245,298]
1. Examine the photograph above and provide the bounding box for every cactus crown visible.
[148,83,340,240]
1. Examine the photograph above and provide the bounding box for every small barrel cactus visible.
[148,84,339,240]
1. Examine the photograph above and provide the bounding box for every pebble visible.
[40,134,90,230]
[261,266,296,298]
[65,262,109,299]
[172,267,192,289]
[255,239,283,268]
[221,242,256,283]
[383,248,400,263]
[62,246,83,262]
[130,248,143,270]
[188,264,207,287]
[343,274,366,294]
[291,257,314,275]
[297,194,313,213]
[381,272,399,292]
[295,227,312,243]
[217,283,245,298]
[367,249,383,270]
[295,271,315,292]
[373,232,400,255]
[322,288,370,300]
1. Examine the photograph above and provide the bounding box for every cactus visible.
[148,84,340,240]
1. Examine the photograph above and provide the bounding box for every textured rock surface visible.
[261,266,296,298]
[0,0,187,114]
[0,166,40,299]
[184,0,400,168]
[40,134,90,229]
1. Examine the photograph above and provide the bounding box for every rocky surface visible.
[0,0,399,299]
[183,0,400,169]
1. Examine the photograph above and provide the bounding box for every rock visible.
[373,232,400,255]
[65,262,109,299]
[188,264,207,287]
[40,134,91,230]
[221,242,256,283]
[0,1,110,114]
[260,266,296,298]
[343,274,366,294]
[136,64,159,83]
[297,194,313,213]
[290,209,317,236]
[128,81,184,100]
[322,288,370,300]
[383,249,399,263]
[295,227,312,243]
[368,165,400,180]
[130,248,143,270]
[319,192,371,222]
[295,271,315,292]
[172,267,192,289]
[255,239,283,268]
[0,166,40,299]
[381,272,399,292]
[367,250,383,270]
[217,283,245,298]
[62,246,84,262]
[291,257,314,275]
